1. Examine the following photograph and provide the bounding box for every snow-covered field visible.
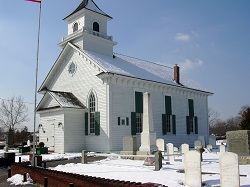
[2,149,250,187]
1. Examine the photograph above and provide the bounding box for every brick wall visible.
[11,163,167,187]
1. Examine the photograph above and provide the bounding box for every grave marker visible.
[181,144,189,163]
[185,151,202,187]
[198,136,206,147]
[166,143,174,162]
[220,152,240,187]
[156,139,165,152]
[209,135,216,147]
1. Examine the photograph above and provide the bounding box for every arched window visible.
[93,22,99,32]
[89,93,96,134]
[73,22,78,32]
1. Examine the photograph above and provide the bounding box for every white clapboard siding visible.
[64,109,85,152]
[47,49,108,152]
[39,111,64,153]
[109,80,210,151]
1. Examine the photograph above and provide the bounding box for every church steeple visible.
[58,0,117,57]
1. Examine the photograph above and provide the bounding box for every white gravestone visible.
[181,143,189,163]
[156,139,165,152]
[198,136,206,147]
[220,144,226,154]
[209,135,216,147]
[123,136,137,151]
[166,143,174,162]
[185,151,202,187]
[206,144,212,152]
[139,92,158,153]
[220,152,240,187]
[194,140,202,150]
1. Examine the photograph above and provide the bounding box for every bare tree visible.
[208,108,220,127]
[238,105,250,130]
[0,96,29,131]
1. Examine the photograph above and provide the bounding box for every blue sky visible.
[0,0,250,130]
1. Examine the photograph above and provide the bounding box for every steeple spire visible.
[64,0,112,20]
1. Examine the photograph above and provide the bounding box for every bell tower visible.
[58,0,117,57]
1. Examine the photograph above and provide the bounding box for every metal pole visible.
[33,1,42,166]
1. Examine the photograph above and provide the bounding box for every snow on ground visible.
[7,173,33,185]
[1,149,250,186]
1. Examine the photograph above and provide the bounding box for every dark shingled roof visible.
[64,0,112,20]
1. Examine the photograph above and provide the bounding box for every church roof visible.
[64,0,112,20]
[48,91,85,109]
[82,49,212,94]
[38,43,212,95]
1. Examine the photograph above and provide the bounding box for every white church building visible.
[37,0,213,153]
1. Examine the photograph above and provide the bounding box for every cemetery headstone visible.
[198,136,206,147]
[194,140,202,150]
[209,135,216,147]
[166,143,174,162]
[155,151,162,171]
[206,144,213,152]
[156,139,165,152]
[185,151,202,187]
[81,150,87,164]
[181,144,189,163]
[220,152,240,187]
[226,130,250,156]
[123,136,137,152]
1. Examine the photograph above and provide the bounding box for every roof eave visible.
[97,72,213,96]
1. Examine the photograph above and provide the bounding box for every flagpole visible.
[33,1,42,166]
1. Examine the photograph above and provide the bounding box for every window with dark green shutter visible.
[118,117,120,125]
[172,115,176,135]
[195,116,198,134]
[162,114,167,135]
[165,96,172,115]
[135,92,143,113]
[162,96,176,135]
[134,92,143,133]
[85,112,88,135]
[188,99,194,117]
[131,112,136,135]
[95,112,100,136]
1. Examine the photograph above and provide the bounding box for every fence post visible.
[8,168,11,178]
[44,177,48,187]
[23,173,27,182]
[19,157,21,163]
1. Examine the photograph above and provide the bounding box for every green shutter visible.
[118,117,120,125]
[165,96,172,115]
[131,112,136,135]
[85,112,88,135]
[188,99,194,117]
[162,114,167,135]
[135,92,143,113]
[172,115,176,135]
[195,116,198,134]
[95,112,100,136]
[126,117,129,126]
[186,116,190,134]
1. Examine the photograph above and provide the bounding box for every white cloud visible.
[179,59,204,71]
[175,33,190,41]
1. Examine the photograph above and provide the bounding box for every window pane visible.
[136,113,143,133]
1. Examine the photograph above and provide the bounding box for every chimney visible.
[174,64,180,84]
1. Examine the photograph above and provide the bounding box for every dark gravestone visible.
[226,130,250,165]
[155,151,162,171]
[226,130,250,156]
